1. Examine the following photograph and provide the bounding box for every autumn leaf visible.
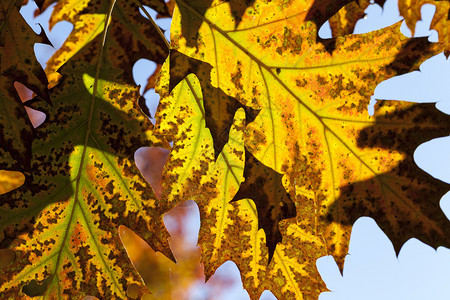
[155,65,220,207]
[42,0,170,87]
[37,0,170,17]
[0,2,173,298]
[3,0,450,299]
[328,0,370,37]
[305,0,358,51]
[157,0,449,298]
[325,99,450,253]
[398,0,450,56]
[156,50,326,299]
[0,170,25,195]
[155,62,262,288]
[0,0,50,168]
[167,50,258,158]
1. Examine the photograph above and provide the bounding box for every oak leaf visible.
[155,0,450,298]
[0,2,173,298]
[399,0,450,56]
[328,0,370,37]
[0,0,50,168]
[41,0,170,87]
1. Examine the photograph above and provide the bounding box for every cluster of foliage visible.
[1,0,450,298]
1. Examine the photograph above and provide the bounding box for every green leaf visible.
[0,1,172,298]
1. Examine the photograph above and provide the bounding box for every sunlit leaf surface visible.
[0,1,172,298]
[2,0,450,298]
[328,0,370,37]
[42,0,170,87]
[155,0,450,298]
[399,0,450,56]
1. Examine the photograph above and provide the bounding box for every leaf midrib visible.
[176,0,441,235]
[44,0,125,298]
[175,0,384,178]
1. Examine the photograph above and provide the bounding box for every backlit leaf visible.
[166,50,258,159]
[155,61,262,291]
[43,0,170,87]
[231,150,296,260]
[399,0,450,56]
[328,0,370,37]
[155,67,216,208]
[159,0,449,298]
[4,0,450,299]
[0,1,172,298]
[0,0,50,167]
[0,170,25,195]
[156,51,325,299]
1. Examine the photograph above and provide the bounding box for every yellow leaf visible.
[328,0,370,37]
[155,62,215,208]
[157,0,449,298]
[399,0,450,56]
[44,0,170,87]
[46,13,106,87]
[0,170,25,195]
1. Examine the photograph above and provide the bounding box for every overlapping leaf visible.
[0,1,173,298]
[156,64,272,293]
[0,0,50,167]
[399,0,450,56]
[41,0,170,87]
[156,51,327,299]
[155,0,450,298]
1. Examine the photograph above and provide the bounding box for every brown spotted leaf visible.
[167,50,258,158]
[43,0,170,87]
[0,2,172,298]
[0,0,50,167]
[326,100,450,254]
[305,0,355,29]
[163,0,449,298]
[155,62,218,209]
[155,60,275,295]
[328,0,370,37]
[305,0,356,51]
[156,47,326,300]
[399,0,450,56]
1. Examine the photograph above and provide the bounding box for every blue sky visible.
[19,0,450,299]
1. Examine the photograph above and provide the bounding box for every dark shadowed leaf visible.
[0,0,50,167]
